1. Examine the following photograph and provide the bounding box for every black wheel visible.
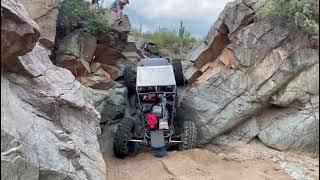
[172,59,185,86]
[123,67,136,94]
[179,121,199,150]
[113,119,135,158]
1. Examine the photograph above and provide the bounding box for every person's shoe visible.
[151,147,167,158]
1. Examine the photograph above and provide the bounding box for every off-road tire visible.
[123,67,136,94]
[172,59,185,86]
[113,119,134,158]
[179,121,199,150]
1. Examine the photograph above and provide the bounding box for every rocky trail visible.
[104,140,319,180]
[1,0,319,179]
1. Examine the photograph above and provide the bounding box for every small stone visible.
[271,156,280,162]
[218,153,228,160]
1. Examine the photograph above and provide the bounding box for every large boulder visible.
[182,60,203,84]
[100,7,131,34]
[93,41,122,67]
[185,0,258,69]
[110,57,136,78]
[21,0,58,52]
[1,129,39,180]
[53,3,133,82]
[258,96,319,153]
[83,82,129,154]
[212,118,259,145]
[254,48,319,101]
[1,0,40,70]
[55,30,97,77]
[210,93,318,154]
[228,20,290,67]
[1,1,109,178]
[90,62,122,80]
[223,0,254,33]
[179,0,319,153]
[178,69,264,143]
[93,52,135,80]
[1,45,106,179]
[179,46,318,144]
[270,63,319,107]
[77,74,113,90]
[93,36,133,75]
[83,81,128,124]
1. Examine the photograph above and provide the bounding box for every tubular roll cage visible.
[128,86,182,145]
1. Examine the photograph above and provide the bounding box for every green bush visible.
[257,0,319,39]
[131,27,198,59]
[58,0,113,36]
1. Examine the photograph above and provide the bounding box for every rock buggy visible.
[113,58,199,158]
[138,42,163,58]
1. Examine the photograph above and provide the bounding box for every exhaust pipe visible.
[128,139,144,143]
[170,140,182,143]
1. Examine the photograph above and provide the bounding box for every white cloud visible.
[103,0,233,21]
[100,0,234,37]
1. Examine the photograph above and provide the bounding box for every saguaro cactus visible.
[139,24,142,38]
[178,21,185,56]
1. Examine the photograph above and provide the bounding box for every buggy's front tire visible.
[179,121,199,150]
[113,119,134,158]
[172,59,185,86]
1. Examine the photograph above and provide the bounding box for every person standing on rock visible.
[110,0,129,25]
[92,0,99,5]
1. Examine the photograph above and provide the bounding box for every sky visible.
[100,0,234,38]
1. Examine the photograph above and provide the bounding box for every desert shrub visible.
[57,0,113,37]
[257,0,319,39]
[257,0,319,40]
[131,27,198,59]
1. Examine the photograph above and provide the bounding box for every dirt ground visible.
[104,140,319,180]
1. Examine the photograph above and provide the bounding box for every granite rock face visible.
[1,0,40,71]
[2,45,107,180]
[258,96,319,153]
[1,0,107,178]
[180,0,319,153]
[55,30,96,77]
[21,0,59,51]
[83,82,128,125]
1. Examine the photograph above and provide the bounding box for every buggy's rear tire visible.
[113,119,134,158]
[179,121,199,150]
[123,67,136,94]
[172,59,185,86]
